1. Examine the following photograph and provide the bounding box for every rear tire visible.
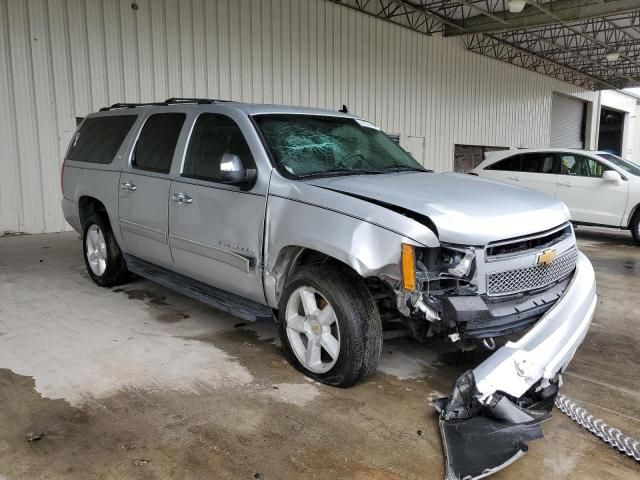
[82,214,130,287]
[278,263,382,387]
[631,211,640,245]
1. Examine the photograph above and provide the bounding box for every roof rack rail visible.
[99,102,166,112]
[99,97,231,111]
[164,97,230,105]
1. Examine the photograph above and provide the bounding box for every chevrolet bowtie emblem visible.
[537,249,557,266]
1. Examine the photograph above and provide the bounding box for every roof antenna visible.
[339,104,349,114]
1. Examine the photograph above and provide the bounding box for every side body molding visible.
[169,234,254,273]
[262,174,439,308]
[120,219,167,244]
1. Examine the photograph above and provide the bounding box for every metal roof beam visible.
[332,0,451,34]
[526,1,640,74]
[451,0,640,87]
[465,33,605,88]
[444,0,640,36]
[464,33,627,89]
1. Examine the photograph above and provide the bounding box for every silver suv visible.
[62,98,597,477]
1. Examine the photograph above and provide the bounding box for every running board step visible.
[124,254,273,322]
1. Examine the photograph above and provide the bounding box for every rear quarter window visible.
[66,115,137,164]
[486,155,521,171]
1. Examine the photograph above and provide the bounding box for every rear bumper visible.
[472,251,596,400]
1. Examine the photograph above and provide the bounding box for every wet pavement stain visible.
[121,288,169,306]
[154,312,190,323]
[583,256,640,276]
[109,287,199,325]
[0,365,439,480]
[435,348,490,370]
[3,230,640,479]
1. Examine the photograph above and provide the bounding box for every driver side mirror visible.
[219,153,256,186]
[602,170,622,185]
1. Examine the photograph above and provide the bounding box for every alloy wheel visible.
[285,286,341,374]
[86,224,107,276]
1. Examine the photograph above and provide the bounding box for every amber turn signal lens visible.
[401,243,416,291]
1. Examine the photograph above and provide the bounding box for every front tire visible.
[278,263,382,387]
[631,211,640,245]
[82,214,130,287]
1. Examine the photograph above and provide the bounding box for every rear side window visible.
[66,115,137,164]
[182,114,255,182]
[133,113,186,174]
[486,155,521,172]
[521,152,557,174]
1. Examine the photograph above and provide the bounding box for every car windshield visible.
[596,153,640,177]
[254,114,427,178]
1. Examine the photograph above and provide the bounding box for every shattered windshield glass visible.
[254,114,426,178]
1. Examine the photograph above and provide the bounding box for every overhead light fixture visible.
[507,0,526,13]
[606,51,621,62]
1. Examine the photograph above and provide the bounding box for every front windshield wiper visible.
[366,165,431,173]
[293,165,431,179]
[295,169,385,179]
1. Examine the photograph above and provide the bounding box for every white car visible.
[473,148,640,243]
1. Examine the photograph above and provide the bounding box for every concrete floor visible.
[0,228,638,480]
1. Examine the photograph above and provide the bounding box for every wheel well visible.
[628,203,640,227]
[275,247,348,293]
[78,196,109,229]
[273,246,392,309]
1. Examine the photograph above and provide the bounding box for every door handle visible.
[507,176,521,182]
[120,181,137,191]
[559,181,572,187]
[171,192,193,204]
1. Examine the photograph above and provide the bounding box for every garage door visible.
[550,93,585,149]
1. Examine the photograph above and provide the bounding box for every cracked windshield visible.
[254,114,426,178]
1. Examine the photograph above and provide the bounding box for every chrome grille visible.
[487,249,578,297]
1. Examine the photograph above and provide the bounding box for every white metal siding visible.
[600,90,640,161]
[0,0,598,234]
[550,93,586,149]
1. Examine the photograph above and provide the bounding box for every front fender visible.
[263,195,436,307]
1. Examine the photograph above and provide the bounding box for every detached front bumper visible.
[473,251,596,401]
[436,251,597,479]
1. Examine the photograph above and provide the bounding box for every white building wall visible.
[0,0,598,234]
[600,90,639,162]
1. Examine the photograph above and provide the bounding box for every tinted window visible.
[521,152,557,174]
[66,115,137,164]
[183,114,255,182]
[133,113,186,174]
[560,154,605,178]
[486,155,521,172]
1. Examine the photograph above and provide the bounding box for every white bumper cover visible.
[473,251,597,401]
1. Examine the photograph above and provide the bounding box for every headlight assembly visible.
[441,246,476,279]
[407,244,477,294]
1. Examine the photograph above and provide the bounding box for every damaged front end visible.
[432,251,597,479]
[434,371,556,479]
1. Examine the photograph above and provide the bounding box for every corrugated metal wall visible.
[600,90,640,160]
[0,0,598,234]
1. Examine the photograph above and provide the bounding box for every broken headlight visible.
[441,246,476,280]
[411,245,477,294]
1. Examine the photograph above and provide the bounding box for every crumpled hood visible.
[307,172,570,245]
